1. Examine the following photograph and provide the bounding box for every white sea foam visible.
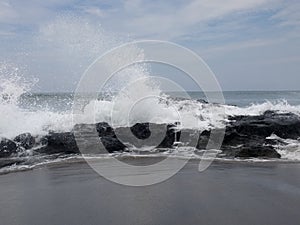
[267,134,300,161]
[225,100,300,117]
[0,62,74,138]
[1,61,300,145]
[1,16,300,163]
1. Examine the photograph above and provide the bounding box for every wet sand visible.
[1,159,300,225]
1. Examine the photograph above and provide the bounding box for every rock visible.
[35,136,48,146]
[221,145,281,158]
[31,111,299,159]
[158,124,178,148]
[100,136,127,152]
[175,129,199,147]
[115,123,177,149]
[96,122,115,137]
[235,146,281,158]
[78,122,177,152]
[130,123,152,139]
[96,122,127,152]
[14,133,35,150]
[0,158,25,168]
[0,138,17,158]
[192,111,300,158]
[73,124,108,154]
[228,110,300,139]
[74,123,126,154]
[36,132,80,155]
[195,128,281,159]
[196,130,211,149]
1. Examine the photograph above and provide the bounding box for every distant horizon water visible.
[23,90,300,109]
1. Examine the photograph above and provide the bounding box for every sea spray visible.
[0,62,73,138]
[1,16,300,163]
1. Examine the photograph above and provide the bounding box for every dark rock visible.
[96,122,115,137]
[14,133,35,150]
[195,128,281,158]
[196,130,210,149]
[0,138,17,158]
[265,138,287,146]
[75,122,178,153]
[36,136,48,146]
[193,111,300,158]
[34,124,127,155]
[176,129,199,147]
[228,110,300,139]
[221,145,281,159]
[158,124,178,148]
[96,122,127,152]
[0,158,25,168]
[130,123,152,139]
[115,123,177,149]
[100,136,127,152]
[36,132,80,155]
[235,146,281,158]
[73,123,110,154]
[95,122,127,152]
[196,99,209,104]
[31,110,299,159]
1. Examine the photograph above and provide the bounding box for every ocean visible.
[0,88,300,175]
[1,44,300,225]
[1,11,300,225]
[19,90,300,111]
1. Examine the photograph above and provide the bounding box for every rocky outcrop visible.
[0,158,25,168]
[227,110,300,139]
[34,123,177,155]
[0,138,17,158]
[193,111,300,159]
[2,111,300,163]
[36,132,80,155]
[115,123,177,149]
[14,133,35,150]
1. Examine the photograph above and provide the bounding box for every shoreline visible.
[1,159,300,225]
[1,155,300,176]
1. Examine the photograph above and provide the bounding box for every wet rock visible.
[96,122,115,137]
[195,128,281,159]
[228,110,300,139]
[193,111,300,158]
[221,145,281,159]
[37,132,80,155]
[0,138,17,158]
[115,123,177,149]
[75,122,177,152]
[14,133,35,150]
[29,110,300,159]
[235,145,280,158]
[0,158,25,168]
[100,136,127,152]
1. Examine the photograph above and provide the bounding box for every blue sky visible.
[0,0,299,91]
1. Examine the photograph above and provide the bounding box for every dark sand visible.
[1,159,300,225]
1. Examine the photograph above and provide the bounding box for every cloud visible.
[0,0,300,91]
[0,1,18,22]
[271,1,300,27]
[81,7,106,17]
[202,38,285,56]
[0,0,297,41]
[105,0,280,39]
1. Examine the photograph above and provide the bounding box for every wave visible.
[1,61,300,162]
[1,16,300,173]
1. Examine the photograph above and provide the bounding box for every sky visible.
[0,0,299,91]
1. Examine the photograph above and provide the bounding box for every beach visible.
[1,159,300,225]
[1,1,300,225]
